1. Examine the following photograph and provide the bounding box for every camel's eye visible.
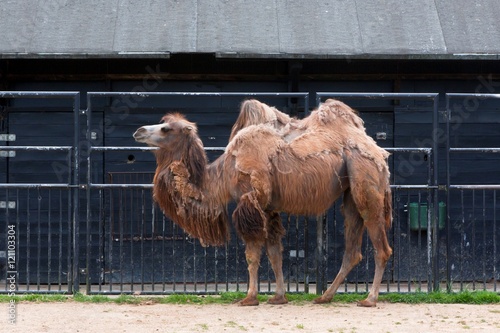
[161,126,171,133]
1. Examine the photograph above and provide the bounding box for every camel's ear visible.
[183,125,194,134]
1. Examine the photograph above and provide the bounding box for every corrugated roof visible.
[1,0,500,59]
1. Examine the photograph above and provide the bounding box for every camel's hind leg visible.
[314,189,365,304]
[358,212,392,307]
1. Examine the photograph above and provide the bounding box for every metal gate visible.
[1,90,498,295]
[445,93,500,292]
[0,91,80,294]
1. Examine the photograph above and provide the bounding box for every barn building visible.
[0,1,499,294]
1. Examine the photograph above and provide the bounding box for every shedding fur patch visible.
[233,192,268,243]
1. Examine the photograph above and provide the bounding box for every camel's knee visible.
[343,251,363,269]
[375,245,392,264]
[233,192,267,243]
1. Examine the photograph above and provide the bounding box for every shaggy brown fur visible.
[229,99,296,141]
[133,99,392,307]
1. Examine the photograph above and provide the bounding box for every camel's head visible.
[133,113,197,148]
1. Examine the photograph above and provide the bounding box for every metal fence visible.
[0,91,498,295]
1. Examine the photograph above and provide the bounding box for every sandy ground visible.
[5,301,500,333]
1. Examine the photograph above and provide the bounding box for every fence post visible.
[71,93,81,294]
[431,95,440,292]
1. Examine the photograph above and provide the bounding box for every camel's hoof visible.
[313,296,331,304]
[267,295,288,305]
[357,299,376,307]
[238,297,259,306]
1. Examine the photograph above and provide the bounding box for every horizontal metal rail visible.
[446,93,500,100]
[89,147,431,153]
[0,146,72,151]
[0,91,79,98]
[87,91,310,98]
[0,183,78,188]
[89,146,226,152]
[316,92,439,103]
[449,185,500,190]
[449,148,500,153]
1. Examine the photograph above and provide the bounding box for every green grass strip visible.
[0,290,498,305]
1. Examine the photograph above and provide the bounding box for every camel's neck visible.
[155,136,208,187]
[152,139,230,246]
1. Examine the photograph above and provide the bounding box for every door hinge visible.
[0,134,16,141]
[0,201,16,209]
[0,150,15,158]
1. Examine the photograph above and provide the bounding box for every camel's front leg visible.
[265,212,288,305]
[240,241,263,306]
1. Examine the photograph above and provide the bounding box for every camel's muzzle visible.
[133,127,147,142]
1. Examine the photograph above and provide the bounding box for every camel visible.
[133,99,392,307]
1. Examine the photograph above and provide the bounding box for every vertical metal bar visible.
[315,214,327,295]
[303,217,309,293]
[48,189,52,291]
[204,246,208,292]
[431,95,440,292]
[119,188,124,293]
[142,191,147,293]
[193,237,197,293]
[26,189,31,290]
[108,188,113,293]
[417,192,423,291]
[159,207,166,292]
[295,215,299,293]
[72,92,81,293]
[172,223,176,293]
[130,189,135,294]
[482,190,487,290]
[225,242,229,292]
[286,215,291,292]
[395,193,401,292]
[445,94,452,292]
[235,237,240,292]
[493,190,497,292]
[472,190,476,290]
[58,189,63,291]
[427,190,432,292]
[407,191,412,292]
[426,142,433,292]
[97,188,104,293]
[148,190,155,293]
[182,230,187,293]
[214,247,218,293]
[86,94,95,294]
[37,188,42,290]
[460,190,465,291]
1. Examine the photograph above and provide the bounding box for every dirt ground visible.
[6,301,500,333]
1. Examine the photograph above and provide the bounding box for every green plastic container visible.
[409,202,446,231]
